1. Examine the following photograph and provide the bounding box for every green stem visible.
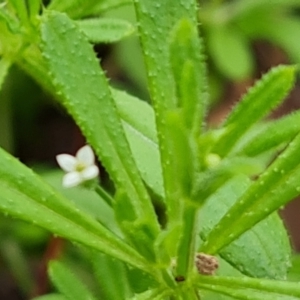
[175,202,199,279]
[95,185,113,207]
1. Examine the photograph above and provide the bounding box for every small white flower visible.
[56,145,99,188]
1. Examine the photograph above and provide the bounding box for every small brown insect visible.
[195,253,219,275]
[175,275,185,282]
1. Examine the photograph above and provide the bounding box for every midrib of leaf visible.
[122,121,158,149]
[112,89,158,144]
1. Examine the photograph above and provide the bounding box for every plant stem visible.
[175,202,199,279]
[95,185,113,207]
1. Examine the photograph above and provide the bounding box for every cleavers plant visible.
[1,0,300,299]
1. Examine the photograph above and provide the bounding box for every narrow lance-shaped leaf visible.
[112,89,164,198]
[0,147,154,274]
[48,261,97,300]
[196,275,300,299]
[27,0,40,21]
[92,252,132,300]
[76,18,135,44]
[230,0,300,20]
[201,132,300,254]
[207,24,254,80]
[7,0,29,25]
[167,18,213,280]
[213,65,296,157]
[237,110,300,157]
[131,288,172,300]
[199,176,291,279]
[133,0,203,225]
[48,0,131,19]
[40,11,160,256]
[110,88,290,279]
[169,18,206,135]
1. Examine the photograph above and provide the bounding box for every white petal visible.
[76,145,95,166]
[62,172,82,188]
[81,165,99,180]
[56,154,77,172]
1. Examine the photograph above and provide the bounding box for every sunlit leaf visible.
[76,18,135,44]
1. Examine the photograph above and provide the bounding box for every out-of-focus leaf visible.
[0,238,34,295]
[262,17,300,64]
[27,0,40,21]
[207,25,254,80]
[130,288,171,300]
[76,18,135,44]
[7,0,28,25]
[0,57,11,89]
[92,252,132,300]
[48,261,97,300]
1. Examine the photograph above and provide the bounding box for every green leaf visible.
[213,65,296,157]
[192,156,264,202]
[38,168,120,234]
[261,16,300,64]
[0,238,34,295]
[288,255,300,281]
[131,288,171,300]
[230,0,300,19]
[207,25,254,80]
[76,18,135,44]
[112,89,164,197]
[0,147,153,274]
[7,0,28,25]
[48,0,131,19]
[0,57,11,90]
[92,252,132,300]
[201,132,300,255]
[237,111,300,157]
[169,18,206,134]
[40,10,160,255]
[31,294,67,300]
[196,275,300,300]
[199,176,291,279]
[133,0,204,238]
[48,260,97,300]
[27,0,40,21]
[168,22,207,278]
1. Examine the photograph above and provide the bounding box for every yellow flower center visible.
[75,162,86,172]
